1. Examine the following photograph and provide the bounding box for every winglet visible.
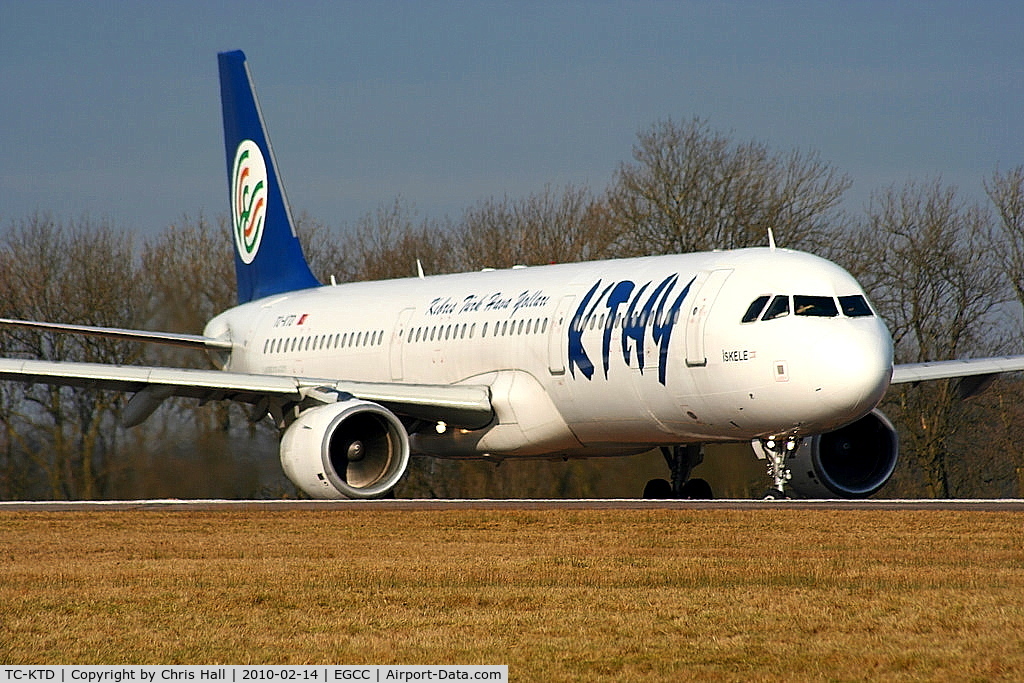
[218,50,320,304]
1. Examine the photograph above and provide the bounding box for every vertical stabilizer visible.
[218,50,319,304]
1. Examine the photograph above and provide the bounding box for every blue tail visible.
[218,50,320,304]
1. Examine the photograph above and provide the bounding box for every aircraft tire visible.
[680,478,713,499]
[643,478,673,499]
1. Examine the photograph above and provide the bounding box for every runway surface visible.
[1,498,1023,511]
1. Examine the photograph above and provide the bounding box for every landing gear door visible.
[685,269,733,367]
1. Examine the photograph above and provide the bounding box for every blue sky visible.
[1,1,1022,236]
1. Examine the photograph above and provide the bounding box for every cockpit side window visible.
[839,295,874,317]
[794,295,839,317]
[741,295,771,323]
[761,295,790,321]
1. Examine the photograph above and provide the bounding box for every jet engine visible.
[280,399,410,499]
[785,409,899,498]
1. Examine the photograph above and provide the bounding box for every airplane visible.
[1,49,1022,500]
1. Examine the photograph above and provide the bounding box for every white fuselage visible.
[206,247,894,459]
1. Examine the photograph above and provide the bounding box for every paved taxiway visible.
[1,499,1022,511]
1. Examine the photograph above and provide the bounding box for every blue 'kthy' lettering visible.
[568,274,695,385]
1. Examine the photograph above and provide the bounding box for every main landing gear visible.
[755,436,802,499]
[643,444,713,499]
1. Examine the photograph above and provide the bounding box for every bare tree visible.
[140,214,236,341]
[0,214,142,499]
[454,184,617,269]
[139,214,236,438]
[137,214,292,498]
[607,117,851,256]
[840,180,1010,497]
[985,166,1024,330]
[309,200,458,283]
[982,165,1024,493]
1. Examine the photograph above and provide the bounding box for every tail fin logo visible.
[231,140,268,264]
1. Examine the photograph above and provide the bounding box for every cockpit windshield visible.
[741,295,771,323]
[839,295,874,317]
[741,293,875,322]
[762,295,790,321]
[794,295,838,317]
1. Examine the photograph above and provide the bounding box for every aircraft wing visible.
[0,358,494,430]
[892,356,1024,400]
[0,317,492,428]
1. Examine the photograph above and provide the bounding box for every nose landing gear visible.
[756,436,802,499]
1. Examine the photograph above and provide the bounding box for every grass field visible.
[1,508,1023,681]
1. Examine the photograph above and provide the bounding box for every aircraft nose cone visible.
[816,320,893,417]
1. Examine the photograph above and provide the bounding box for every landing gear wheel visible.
[642,446,715,499]
[643,478,673,499]
[680,478,714,499]
[762,488,789,500]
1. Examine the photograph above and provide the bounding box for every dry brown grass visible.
[1,509,1023,681]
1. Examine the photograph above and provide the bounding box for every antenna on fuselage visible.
[768,228,777,251]
[416,259,425,280]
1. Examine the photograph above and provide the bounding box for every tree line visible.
[2,117,1023,499]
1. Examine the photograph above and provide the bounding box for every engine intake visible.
[280,400,410,499]
[786,409,899,498]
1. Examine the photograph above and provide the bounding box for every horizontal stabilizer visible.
[0,318,233,350]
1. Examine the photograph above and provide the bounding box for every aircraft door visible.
[685,269,733,367]
[548,295,576,375]
[390,307,415,381]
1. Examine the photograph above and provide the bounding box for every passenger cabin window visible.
[839,295,874,317]
[742,295,771,323]
[762,295,790,321]
[794,295,839,317]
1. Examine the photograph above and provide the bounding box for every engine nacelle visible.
[786,409,899,498]
[280,400,410,499]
